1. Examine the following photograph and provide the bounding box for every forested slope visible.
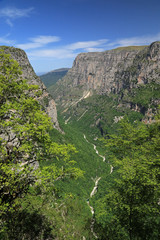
[1,41,160,239]
[44,41,160,239]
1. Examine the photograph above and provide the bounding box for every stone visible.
[52,42,160,122]
[0,46,59,129]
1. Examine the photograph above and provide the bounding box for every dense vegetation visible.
[1,48,160,239]
[54,90,160,239]
[93,117,160,239]
[40,68,69,88]
[46,62,160,239]
[0,52,85,239]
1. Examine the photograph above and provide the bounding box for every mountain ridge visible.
[0,46,59,129]
[51,44,148,104]
[40,68,70,88]
[50,42,160,106]
[48,41,160,136]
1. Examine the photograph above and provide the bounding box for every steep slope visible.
[48,42,160,137]
[51,45,145,105]
[47,43,160,238]
[51,42,160,103]
[0,46,59,129]
[65,46,145,93]
[114,41,160,92]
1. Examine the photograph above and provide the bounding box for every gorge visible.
[1,41,160,239]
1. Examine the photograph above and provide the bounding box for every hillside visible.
[45,41,160,239]
[0,46,59,129]
[0,47,110,239]
[0,48,98,239]
[40,68,69,88]
[1,42,160,239]
[48,42,160,138]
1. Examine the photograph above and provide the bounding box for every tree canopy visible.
[95,118,160,239]
[0,51,83,238]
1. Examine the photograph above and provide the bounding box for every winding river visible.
[83,134,113,238]
[83,135,105,238]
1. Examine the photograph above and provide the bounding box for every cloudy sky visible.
[0,0,160,73]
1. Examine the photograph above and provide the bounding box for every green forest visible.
[0,51,160,239]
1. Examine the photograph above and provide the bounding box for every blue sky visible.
[0,0,160,73]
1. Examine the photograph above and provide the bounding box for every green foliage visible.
[0,51,84,238]
[0,50,53,217]
[40,68,69,88]
[59,94,123,137]
[48,115,109,198]
[16,191,92,240]
[129,83,160,108]
[95,118,160,239]
[40,42,160,239]
[0,209,53,240]
[2,42,160,238]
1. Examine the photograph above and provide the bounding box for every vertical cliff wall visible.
[114,42,160,93]
[57,46,145,97]
[52,42,160,113]
[0,46,59,129]
[68,47,143,93]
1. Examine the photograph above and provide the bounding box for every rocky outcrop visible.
[54,42,160,103]
[55,46,146,101]
[0,46,59,129]
[114,42,160,93]
[69,46,143,93]
[51,42,160,125]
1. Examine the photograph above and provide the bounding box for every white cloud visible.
[84,47,105,52]
[6,19,13,27]
[25,39,108,59]
[17,42,43,50]
[0,36,14,45]
[15,33,160,64]
[30,36,60,44]
[15,33,160,72]
[16,35,61,50]
[28,49,77,59]
[0,7,34,26]
[107,33,160,48]
[67,39,108,50]
[0,7,34,19]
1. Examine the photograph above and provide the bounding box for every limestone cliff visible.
[0,46,59,129]
[54,45,146,103]
[113,42,160,93]
[65,46,144,93]
[52,42,160,116]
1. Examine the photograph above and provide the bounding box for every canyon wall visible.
[54,42,160,105]
[0,46,59,129]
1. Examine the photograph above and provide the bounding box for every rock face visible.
[113,42,160,93]
[0,46,59,129]
[54,42,160,105]
[66,47,143,93]
[56,46,145,99]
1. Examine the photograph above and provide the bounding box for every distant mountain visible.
[40,68,70,88]
[36,72,46,76]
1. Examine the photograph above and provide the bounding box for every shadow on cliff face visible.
[97,121,104,136]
